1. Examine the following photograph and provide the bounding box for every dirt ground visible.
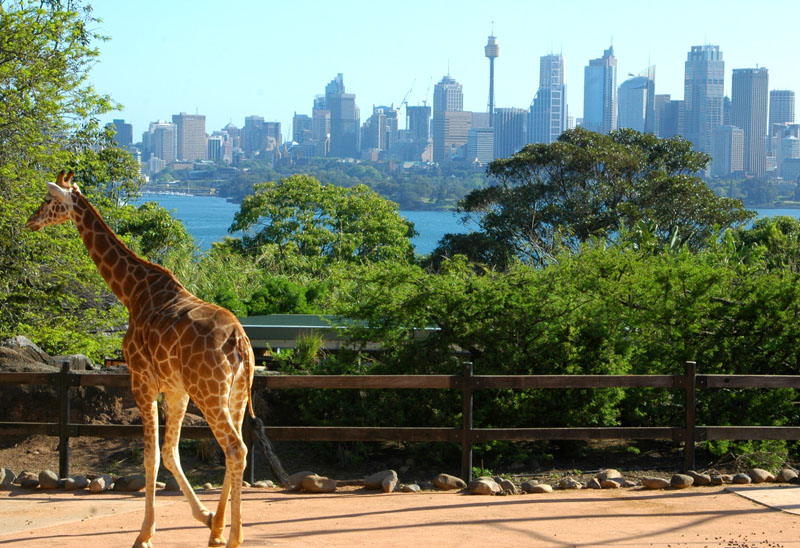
[1,484,800,547]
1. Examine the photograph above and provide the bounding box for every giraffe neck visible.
[70,193,182,310]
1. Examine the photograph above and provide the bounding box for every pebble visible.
[38,470,60,489]
[641,477,670,490]
[748,468,774,483]
[364,470,396,490]
[670,474,694,489]
[301,474,336,493]
[434,473,466,491]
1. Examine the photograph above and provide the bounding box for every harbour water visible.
[134,193,476,254]
[134,193,799,255]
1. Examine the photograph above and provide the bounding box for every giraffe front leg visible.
[132,398,160,548]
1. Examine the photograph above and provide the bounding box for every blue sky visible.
[89,0,800,142]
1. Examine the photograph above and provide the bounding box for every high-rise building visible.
[731,67,769,177]
[110,119,133,147]
[485,34,500,126]
[432,75,469,162]
[769,90,795,154]
[406,105,431,143]
[242,116,281,158]
[292,113,312,144]
[617,66,655,133]
[467,127,495,164]
[583,45,617,134]
[328,93,360,158]
[494,107,526,159]
[361,105,398,152]
[142,121,177,164]
[682,45,724,155]
[529,54,568,144]
[172,113,207,161]
[711,125,744,177]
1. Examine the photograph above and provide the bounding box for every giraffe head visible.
[26,171,81,231]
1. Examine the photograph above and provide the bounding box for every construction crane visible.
[421,76,432,106]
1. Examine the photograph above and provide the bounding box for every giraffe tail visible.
[236,328,256,419]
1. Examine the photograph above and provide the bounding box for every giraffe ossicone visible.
[27,171,256,548]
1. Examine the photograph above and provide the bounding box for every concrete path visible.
[1,485,799,547]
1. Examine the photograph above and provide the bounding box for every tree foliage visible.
[436,128,754,268]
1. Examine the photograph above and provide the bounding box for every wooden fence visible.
[1,361,799,483]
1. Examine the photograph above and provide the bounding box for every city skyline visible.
[90,0,800,142]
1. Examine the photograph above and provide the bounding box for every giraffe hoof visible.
[131,540,153,548]
[208,535,226,547]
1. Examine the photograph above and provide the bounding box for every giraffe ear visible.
[47,182,70,202]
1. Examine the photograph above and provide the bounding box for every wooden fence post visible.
[460,362,474,483]
[684,361,697,471]
[58,360,71,479]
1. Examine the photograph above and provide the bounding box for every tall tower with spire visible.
[485,30,499,127]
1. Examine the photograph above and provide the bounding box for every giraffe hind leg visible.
[132,397,160,548]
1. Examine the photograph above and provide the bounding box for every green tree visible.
[229,174,417,274]
[437,128,754,267]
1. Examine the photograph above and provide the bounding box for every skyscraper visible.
[682,45,724,155]
[528,53,567,144]
[617,66,655,133]
[406,105,431,143]
[325,74,360,158]
[493,108,526,159]
[143,120,177,163]
[242,116,282,158]
[172,112,207,161]
[485,34,499,127]
[110,119,133,147]
[768,90,795,154]
[583,45,617,134]
[432,75,469,163]
[731,67,769,177]
[711,125,744,177]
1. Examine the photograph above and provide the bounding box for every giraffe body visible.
[27,172,254,548]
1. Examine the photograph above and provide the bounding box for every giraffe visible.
[26,171,254,548]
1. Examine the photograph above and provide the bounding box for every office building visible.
[242,116,281,158]
[293,114,312,144]
[432,75,469,162]
[323,74,360,158]
[172,113,207,162]
[361,105,399,152]
[142,121,177,164]
[731,67,769,177]
[769,90,795,154]
[529,54,567,144]
[618,66,655,133]
[583,45,617,134]
[110,119,133,147]
[711,125,744,177]
[682,45,724,154]
[467,127,495,164]
[494,107,526,159]
[433,75,463,113]
[407,105,431,143]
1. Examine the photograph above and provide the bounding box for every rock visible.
[202,482,214,490]
[524,483,553,494]
[433,473,466,491]
[417,481,435,491]
[732,473,752,484]
[469,477,501,495]
[1,336,54,365]
[253,480,275,489]
[301,474,336,493]
[155,481,166,489]
[20,477,39,489]
[63,476,89,491]
[623,480,638,488]
[710,475,725,486]
[163,477,180,491]
[596,469,623,482]
[400,484,421,493]
[364,470,397,490]
[495,477,518,494]
[600,479,622,489]
[286,471,316,491]
[89,474,112,493]
[558,477,583,490]
[1,468,16,489]
[114,474,146,492]
[670,474,694,489]
[641,477,670,490]
[687,471,711,486]
[382,473,399,493]
[51,354,94,371]
[38,470,60,489]
[749,468,774,483]
[776,468,798,483]
[586,478,602,489]
[242,481,250,488]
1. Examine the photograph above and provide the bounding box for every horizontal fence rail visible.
[1,361,800,482]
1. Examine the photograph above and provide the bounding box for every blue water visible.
[133,195,799,255]
[134,194,475,254]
